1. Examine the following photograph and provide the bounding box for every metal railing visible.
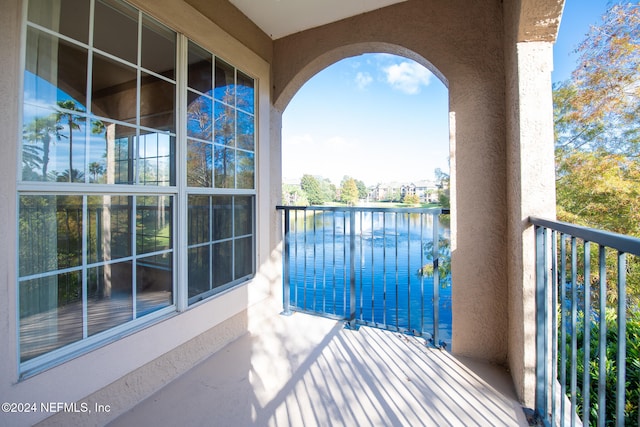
[531,217,640,427]
[277,205,450,347]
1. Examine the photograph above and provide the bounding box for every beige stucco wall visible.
[0,1,279,426]
[503,0,561,407]
[272,0,510,364]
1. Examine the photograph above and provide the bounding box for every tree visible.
[340,178,359,206]
[282,184,309,206]
[56,100,85,182]
[554,3,640,156]
[300,174,325,205]
[22,114,61,180]
[435,168,450,208]
[403,193,420,205]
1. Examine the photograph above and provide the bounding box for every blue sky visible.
[282,0,616,187]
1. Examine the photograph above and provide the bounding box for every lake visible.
[284,208,452,344]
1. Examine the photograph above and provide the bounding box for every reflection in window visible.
[187,195,254,303]
[18,194,174,363]
[19,0,254,367]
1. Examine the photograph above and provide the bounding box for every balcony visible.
[104,208,639,427]
[109,308,529,426]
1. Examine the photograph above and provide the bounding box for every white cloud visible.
[355,71,373,90]
[383,61,432,94]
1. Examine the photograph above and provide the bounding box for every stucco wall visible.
[0,1,278,426]
[503,0,560,407]
[272,0,510,363]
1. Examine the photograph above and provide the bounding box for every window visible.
[186,40,255,303]
[19,0,256,370]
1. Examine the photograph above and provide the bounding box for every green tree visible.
[340,178,359,206]
[56,100,85,182]
[555,4,639,156]
[435,168,450,208]
[22,114,61,180]
[403,193,420,205]
[282,183,309,206]
[300,174,325,205]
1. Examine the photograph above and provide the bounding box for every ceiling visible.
[228,0,408,39]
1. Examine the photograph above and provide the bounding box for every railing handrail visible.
[277,205,450,215]
[530,216,640,257]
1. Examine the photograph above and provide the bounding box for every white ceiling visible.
[228,0,408,39]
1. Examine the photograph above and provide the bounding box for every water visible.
[286,209,452,343]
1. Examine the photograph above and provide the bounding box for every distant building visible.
[369,180,440,203]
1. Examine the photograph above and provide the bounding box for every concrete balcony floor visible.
[109,310,529,426]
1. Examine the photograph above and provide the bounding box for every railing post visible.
[432,211,440,347]
[535,225,548,421]
[281,208,292,316]
[348,209,357,329]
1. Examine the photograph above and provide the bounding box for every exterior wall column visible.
[506,41,557,406]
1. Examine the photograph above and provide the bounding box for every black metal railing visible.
[531,217,640,427]
[277,205,451,347]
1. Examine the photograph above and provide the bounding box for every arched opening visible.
[278,49,452,344]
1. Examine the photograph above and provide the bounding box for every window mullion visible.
[175,33,189,312]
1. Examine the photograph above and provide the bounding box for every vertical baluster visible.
[616,251,627,426]
[395,212,399,329]
[582,241,591,427]
[551,230,558,424]
[560,233,567,427]
[312,210,317,312]
[420,212,425,336]
[383,212,387,327]
[349,209,356,328]
[407,211,411,332]
[597,245,606,427]
[535,225,547,419]
[371,211,376,325]
[282,208,291,315]
[570,237,578,427]
[433,212,440,347]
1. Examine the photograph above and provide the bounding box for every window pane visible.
[234,236,253,279]
[87,195,132,264]
[214,101,235,147]
[53,110,87,182]
[214,146,234,188]
[141,15,176,79]
[20,195,83,275]
[212,241,232,288]
[136,196,172,255]
[19,195,59,276]
[234,196,253,237]
[236,111,254,151]
[187,92,212,141]
[19,271,83,362]
[88,120,136,184]
[188,196,210,245]
[187,140,212,187]
[236,150,254,189]
[136,253,172,316]
[87,263,133,336]
[188,41,212,94]
[22,105,88,183]
[138,133,175,186]
[188,246,210,299]
[212,196,232,240]
[236,71,254,114]
[140,72,175,133]
[94,0,138,64]
[214,58,234,103]
[92,53,137,124]
[28,0,90,43]
[24,27,88,111]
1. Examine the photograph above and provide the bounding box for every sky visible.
[282,0,618,187]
